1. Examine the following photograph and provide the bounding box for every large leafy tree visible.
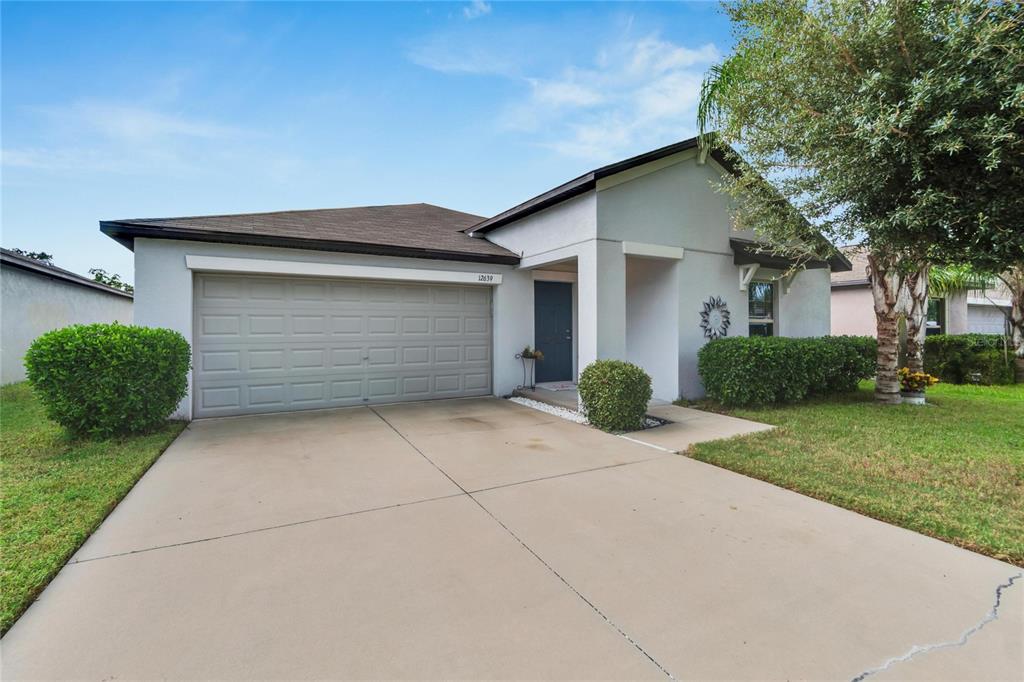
[698,0,1024,402]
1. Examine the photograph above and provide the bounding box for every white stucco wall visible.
[483,193,597,262]
[594,152,831,399]
[626,257,679,400]
[779,268,831,337]
[675,250,750,399]
[133,238,532,419]
[1,266,133,383]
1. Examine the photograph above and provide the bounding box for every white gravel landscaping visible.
[508,396,671,432]
[508,396,589,424]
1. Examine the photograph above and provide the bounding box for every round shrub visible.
[24,323,190,438]
[578,360,652,432]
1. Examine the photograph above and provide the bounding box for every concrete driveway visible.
[3,399,1021,680]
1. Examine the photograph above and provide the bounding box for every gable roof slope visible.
[467,137,851,272]
[101,203,519,265]
[467,137,734,235]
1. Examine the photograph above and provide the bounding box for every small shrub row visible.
[578,360,652,432]
[25,323,191,438]
[923,334,1015,385]
[697,335,877,406]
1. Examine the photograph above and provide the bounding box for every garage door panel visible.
[193,274,492,417]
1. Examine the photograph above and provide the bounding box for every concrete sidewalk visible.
[623,402,775,452]
[3,398,1020,680]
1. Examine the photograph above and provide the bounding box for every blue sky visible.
[2,1,732,280]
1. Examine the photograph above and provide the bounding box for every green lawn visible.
[0,382,185,634]
[684,382,1024,566]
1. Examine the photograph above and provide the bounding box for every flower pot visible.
[900,390,926,405]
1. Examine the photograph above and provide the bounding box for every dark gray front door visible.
[534,281,573,383]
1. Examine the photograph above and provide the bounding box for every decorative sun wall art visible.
[699,296,731,339]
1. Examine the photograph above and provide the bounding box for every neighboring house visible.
[103,137,849,420]
[830,246,1012,336]
[1,248,133,383]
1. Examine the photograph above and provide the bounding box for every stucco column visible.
[577,240,627,375]
[946,291,969,335]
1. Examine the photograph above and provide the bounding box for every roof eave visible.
[100,221,521,266]
[0,251,133,298]
[831,279,871,288]
[730,238,852,272]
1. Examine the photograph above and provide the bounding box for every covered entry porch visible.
[521,241,683,402]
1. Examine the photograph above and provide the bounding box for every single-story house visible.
[1,248,134,383]
[102,137,849,420]
[831,247,1013,337]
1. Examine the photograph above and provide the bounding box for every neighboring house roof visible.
[0,248,133,299]
[467,137,735,235]
[101,203,520,266]
[830,246,871,287]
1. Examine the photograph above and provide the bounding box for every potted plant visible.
[517,346,544,389]
[898,367,939,405]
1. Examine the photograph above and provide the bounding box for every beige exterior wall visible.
[830,286,875,336]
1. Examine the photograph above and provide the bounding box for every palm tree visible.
[928,265,991,296]
[928,265,992,337]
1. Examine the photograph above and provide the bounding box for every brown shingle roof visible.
[831,246,870,286]
[101,203,519,265]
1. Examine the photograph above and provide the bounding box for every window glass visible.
[926,297,944,335]
[748,281,774,336]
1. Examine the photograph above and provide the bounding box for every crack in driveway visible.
[850,572,1023,681]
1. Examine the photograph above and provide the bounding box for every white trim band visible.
[184,255,503,285]
[621,242,685,260]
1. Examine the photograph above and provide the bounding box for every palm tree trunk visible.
[867,251,904,403]
[903,265,929,373]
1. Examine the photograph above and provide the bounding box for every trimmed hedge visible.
[698,335,877,406]
[578,360,653,432]
[923,334,1014,385]
[25,323,191,438]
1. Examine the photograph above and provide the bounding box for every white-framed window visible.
[748,280,775,336]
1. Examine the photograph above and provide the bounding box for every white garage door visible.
[192,273,492,417]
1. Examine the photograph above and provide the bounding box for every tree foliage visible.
[929,264,992,296]
[698,0,1024,271]
[89,268,134,294]
[10,249,54,265]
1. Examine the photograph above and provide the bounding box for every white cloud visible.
[462,0,492,20]
[3,97,252,178]
[529,77,605,108]
[39,100,241,142]
[411,27,719,162]
[407,37,519,76]
[517,35,718,161]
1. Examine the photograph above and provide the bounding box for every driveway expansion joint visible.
[367,406,677,680]
[68,492,465,564]
[466,456,666,494]
[849,571,1023,682]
